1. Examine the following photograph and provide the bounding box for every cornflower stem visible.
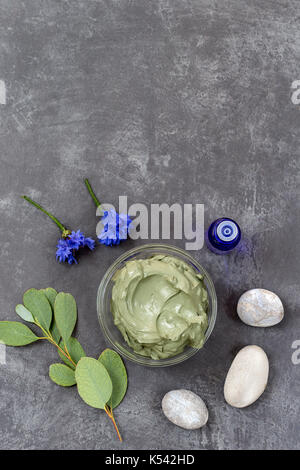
[84,178,101,209]
[22,195,67,234]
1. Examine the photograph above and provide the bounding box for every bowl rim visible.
[97,243,217,367]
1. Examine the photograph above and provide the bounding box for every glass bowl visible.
[97,244,217,367]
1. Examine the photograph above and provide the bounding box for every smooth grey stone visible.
[162,389,208,430]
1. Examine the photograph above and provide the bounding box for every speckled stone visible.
[237,289,284,327]
[224,345,269,408]
[162,389,208,430]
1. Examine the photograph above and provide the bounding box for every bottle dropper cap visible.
[207,218,241,253]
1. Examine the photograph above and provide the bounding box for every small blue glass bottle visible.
[206,218,241,254]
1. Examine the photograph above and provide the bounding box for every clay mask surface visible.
[111,255,209,359]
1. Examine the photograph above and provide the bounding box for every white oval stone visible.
[162,389,208,430]
[224,345,269,408]
[237,288,284,327]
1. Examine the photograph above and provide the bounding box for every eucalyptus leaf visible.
[23,288,52,331]
[49,363,76,387]
[15,304,35,323]
[58,337,86,370]
[41,288,60,343]
[54,293,77,342]
[0,321,39,346]
[98,349,127,409]
[41,288,57,308]
[75,357,112,409]
[50,322,61,344]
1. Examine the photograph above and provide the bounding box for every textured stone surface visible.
[0,0,299,450]
[237,288,284,327]
[224,345,269,408]
[162,389,208,429]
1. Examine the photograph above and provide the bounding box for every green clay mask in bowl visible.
[97,244,217,367]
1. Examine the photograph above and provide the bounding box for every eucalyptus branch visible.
[34,319,76,368]
[49,338,77,368]
[0,288,127,442]
[105,405,122,442]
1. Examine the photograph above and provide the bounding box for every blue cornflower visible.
[67,230,85,249]
[55,238,74,264]
[22,196,95,265]
[83,236,95,250]
[67,230,95,251]
[98,209,132,246]
[56,230,95,264]
[84,178,132,247]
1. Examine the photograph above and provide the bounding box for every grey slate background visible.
[0,0,299,450]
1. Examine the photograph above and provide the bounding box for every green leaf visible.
[23,288,52,331]
[75,357,112,409]
[0,321,39,346]
[50,322,61,344]
[98,349,127,409]
[54,293,77,342]
[58,337,86,370]
[49,363,76,387]
[41,288,57,308]
[15,304,35,323]
[41,288,60,343]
